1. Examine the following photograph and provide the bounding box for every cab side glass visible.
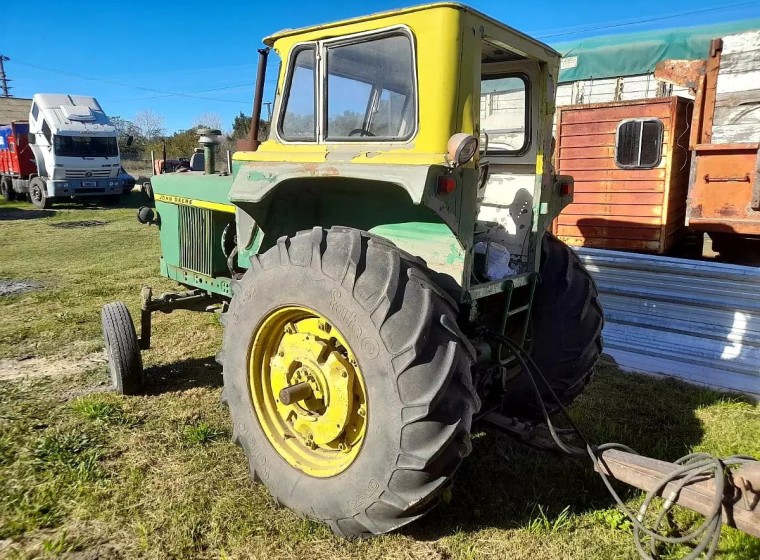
[280,47,317,141]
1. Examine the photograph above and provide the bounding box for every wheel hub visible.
[249,307,367,477]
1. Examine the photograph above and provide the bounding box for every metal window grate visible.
[179,205,213,276]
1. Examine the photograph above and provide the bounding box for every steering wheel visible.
[348,128,375,137]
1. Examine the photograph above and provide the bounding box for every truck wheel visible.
[29,178,52,209]
[218,227,479,537]
[1,177,16,202]
[101,302,144,395]
[503,233,603,420]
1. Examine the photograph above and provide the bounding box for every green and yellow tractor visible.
[103,3,603,536]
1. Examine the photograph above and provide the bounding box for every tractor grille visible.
[179,205,214,276]
[65,169,111,179]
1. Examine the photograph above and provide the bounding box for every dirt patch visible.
[51,220,107,229]
[0,352,107,381]
[0,279,41,296]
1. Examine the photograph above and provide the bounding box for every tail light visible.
[437,175,456,195]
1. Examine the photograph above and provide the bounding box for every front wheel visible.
[101,302,144,394]
[218,227,479,537]
[29,177,52,209]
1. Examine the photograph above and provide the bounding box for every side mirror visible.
[28,133,36,145]
[126,135,134,147]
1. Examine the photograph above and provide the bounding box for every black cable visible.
[482,329,757,560]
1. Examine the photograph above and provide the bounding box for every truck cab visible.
[25,94,123,208]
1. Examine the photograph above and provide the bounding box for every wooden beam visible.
[595,449,760,539]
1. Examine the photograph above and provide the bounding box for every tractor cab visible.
[229,2,571,292]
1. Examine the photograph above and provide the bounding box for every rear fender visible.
[230,167,470,288]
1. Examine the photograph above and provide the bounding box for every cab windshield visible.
[53,135,119,157]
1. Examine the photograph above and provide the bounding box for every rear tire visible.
[1,177,16,202]
[218,227,479,537]
[102,302,144,395]
[29,177,52,209]
[502,233,603,419]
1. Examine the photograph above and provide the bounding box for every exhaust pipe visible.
[238,47,270,151]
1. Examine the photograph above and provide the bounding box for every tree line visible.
[112,109,270,165]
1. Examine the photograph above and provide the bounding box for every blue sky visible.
[3,0,759,133]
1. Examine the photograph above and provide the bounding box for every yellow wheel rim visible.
[248,306,367,477]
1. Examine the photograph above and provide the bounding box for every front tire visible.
[101,302,144,395]
[218,227,479,537]
[29,177,52,209]
[502,233,603,419]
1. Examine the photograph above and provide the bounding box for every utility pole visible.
[0,55,11,97]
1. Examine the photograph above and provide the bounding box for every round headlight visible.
[447,133,479,166]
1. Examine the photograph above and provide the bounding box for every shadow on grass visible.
[405,359,755,539]
[48,192,151,211]
[0,207,57,221]
[143,355,223,395]
[136,351,755,539]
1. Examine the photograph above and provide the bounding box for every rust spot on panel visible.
[717,204,738,217]
[654,59,706,92]
[298,163,341,176]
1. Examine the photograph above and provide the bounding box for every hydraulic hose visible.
[481,329,757,560]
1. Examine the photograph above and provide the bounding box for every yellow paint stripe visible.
[155,194,236,214]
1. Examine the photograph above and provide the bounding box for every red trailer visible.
[0,121,36,201]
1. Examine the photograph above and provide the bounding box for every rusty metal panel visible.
[577,247,760,397]
[654,59,706,91]
[555,97,693,253]
[687,143,760,235]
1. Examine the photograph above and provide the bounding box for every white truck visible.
[8,94,125,209]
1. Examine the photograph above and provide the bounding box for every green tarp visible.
[553,19,760,83]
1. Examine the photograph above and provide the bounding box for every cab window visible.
[480,75,528,154]
[279,46,317,141]
[325,32,416,141]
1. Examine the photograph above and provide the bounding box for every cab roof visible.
[263,2,560,58]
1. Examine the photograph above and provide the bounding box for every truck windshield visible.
[53,135,118,157]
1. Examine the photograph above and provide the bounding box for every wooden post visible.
[595,449,760,539]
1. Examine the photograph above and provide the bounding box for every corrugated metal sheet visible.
[576,247,760,397]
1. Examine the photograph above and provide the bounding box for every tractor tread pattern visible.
[218,226,479,537]
[101,301,144,395]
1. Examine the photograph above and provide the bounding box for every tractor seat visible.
[189,152,205,172]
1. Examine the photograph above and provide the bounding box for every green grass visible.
[1,198,759,559]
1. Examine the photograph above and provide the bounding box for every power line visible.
[110,77,278,103]
[10,58,251,104]
[532,1,758,39]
